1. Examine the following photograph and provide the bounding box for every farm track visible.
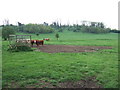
[33,45,112,53]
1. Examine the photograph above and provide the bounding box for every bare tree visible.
[3,19,9,25]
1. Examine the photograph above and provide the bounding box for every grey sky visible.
[0,0,119,29]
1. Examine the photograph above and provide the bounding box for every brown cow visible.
[43,38,50,41]
[31,40,44,47]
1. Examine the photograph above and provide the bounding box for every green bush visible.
[23,24,54,34]
[2,26,16,40]
[81,26,110,34]
[8,44,33,52]
[55,33,59,40]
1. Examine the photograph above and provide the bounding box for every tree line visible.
[18,22,54,34]
[1,20,119,40]
[50,21,118,34]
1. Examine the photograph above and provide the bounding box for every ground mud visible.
[34,45,112,53]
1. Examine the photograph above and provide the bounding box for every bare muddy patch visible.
[34,45,112,53]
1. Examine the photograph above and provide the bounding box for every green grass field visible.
[2,31,118,88]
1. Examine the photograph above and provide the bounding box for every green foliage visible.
[36,33,39,36]
[110,29,120,33]
[58,28,63,32]
[2,26,16,40]
[22,24,54,34]
[16,21,112,34]
[8,44,33,52]
[55,33,59,40]
[81,26,110,34]
[50,21,110,34]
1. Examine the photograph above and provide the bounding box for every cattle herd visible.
[16,38,50,47]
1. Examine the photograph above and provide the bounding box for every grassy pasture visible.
[2,31,118,88]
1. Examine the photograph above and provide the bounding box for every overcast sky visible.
[0,0,119,29]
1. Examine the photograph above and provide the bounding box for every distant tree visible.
[110,29,120,33]
[81,20,88,26]
[2,26,15,40]
[90,22,97,27]
[18,22,22,26]
[97,22,105,28]
[53,22,57,26]
[43,22,48,26]
[58,28,63,32]
[59,23,62,28]
[36,33,39,36]
[3,19,9,25]
[1,25,4,27]
[55,33,59,40]
[100,22,105,28]
[18,22,24,32]
[23,24,54,34]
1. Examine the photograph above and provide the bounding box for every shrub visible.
[8,44,33,52]
[110,29,120,33]
[2,26,16,40]
[23,24,54,34]
[81,26,110,34]
[36,33,39,36]
[55,33,59,40]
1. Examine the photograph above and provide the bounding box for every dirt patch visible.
[26,80,55,88]
[57,77,102,88]
[33,45,112,53]
[4,77,102,88]
[25,77,103,88]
